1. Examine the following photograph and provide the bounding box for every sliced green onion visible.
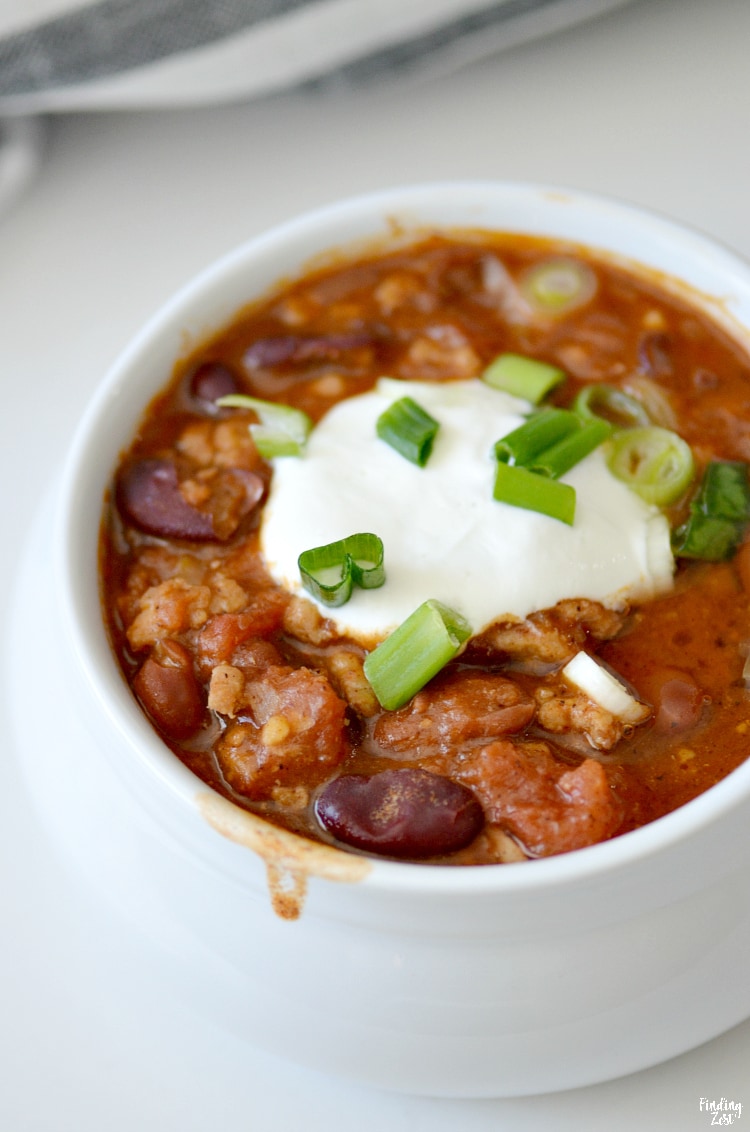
[363,600,472,711]
[606,426,694,506]
[529,417,612,478]
[673,461,750,561]
[623,375,677,430]
[493,461,576,525]
[520,257,597,316]
[217,393,313,457]
[573,383,651,429]
[481,353,565,404]
[376,396,440,467]
[494,409,609,483]
[298,533,385,607]
[494,408,579,467]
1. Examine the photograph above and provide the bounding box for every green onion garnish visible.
[363,600,472,710]
[376,396,440,467]
[481,353,565,404]
[519,257,597,316]
[298,533,385,607]
[216,393,313,458]
[606,426,694,507]
[493,461,576,525]
[573,383,651,430]
[492,409,609,522]
[673,461,750,561]
[529,417,612,478]
[494,407,579,466]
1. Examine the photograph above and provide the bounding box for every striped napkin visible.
[0,0,632,113]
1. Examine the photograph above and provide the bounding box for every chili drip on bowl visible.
[100,232,750,866]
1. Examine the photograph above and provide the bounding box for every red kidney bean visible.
[117,458,215,540]
[116,458,262,541]
[189,362,241,405]
[220,467,265,513]
[692,367,719,391]
[636,664,707,732]
[244,332,372,369]
[315,767,484,858]
[655,675,706,732]
[638,331,673,377]
[133,641,205,740]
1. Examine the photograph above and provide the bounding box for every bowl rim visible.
[55,177,750,897]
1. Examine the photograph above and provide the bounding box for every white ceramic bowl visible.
[55,182,750,1097]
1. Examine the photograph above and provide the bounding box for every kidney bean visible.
[189,362,241,405]
[633,662,707,733]
[315,767,484,858]
[638,331,673,377]
[692,367,719,391]
[116,458,262,541]
[244,332,372,369]
[208,467,265,539]
[133,640,205,740]
[117,458,214,539]
[655,675,706,732]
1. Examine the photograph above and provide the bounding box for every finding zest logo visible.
[700,1098,743,1125]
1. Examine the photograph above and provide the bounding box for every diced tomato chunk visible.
[216,666,348,800]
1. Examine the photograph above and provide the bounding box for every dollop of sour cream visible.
[260,378,674,642]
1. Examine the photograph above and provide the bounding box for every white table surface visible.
[2,0,749,1127]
